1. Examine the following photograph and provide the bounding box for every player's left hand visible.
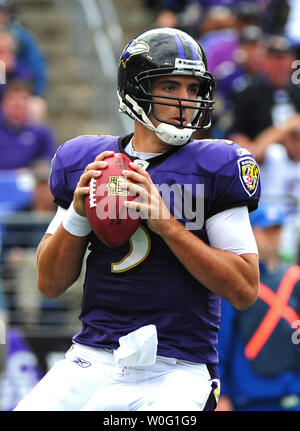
[121,162,172,235]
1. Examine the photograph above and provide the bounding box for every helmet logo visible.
[175,58,205,72]
[120,40,149,67]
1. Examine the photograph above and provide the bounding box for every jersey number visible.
[111,226,151,273]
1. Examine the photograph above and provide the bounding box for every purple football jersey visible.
[0,114,56,170]
[50,134,260,366]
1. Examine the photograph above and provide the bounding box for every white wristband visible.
[62,202,91,237]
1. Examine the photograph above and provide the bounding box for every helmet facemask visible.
[123,71,215,145]
[141,72,214,126]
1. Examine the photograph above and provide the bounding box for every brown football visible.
[85,153,141,247]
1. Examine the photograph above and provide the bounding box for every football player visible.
[14,27,261,411]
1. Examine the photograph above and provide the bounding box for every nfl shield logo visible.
[106,176,129,196]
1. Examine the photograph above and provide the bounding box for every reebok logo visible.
[72,357,91,368]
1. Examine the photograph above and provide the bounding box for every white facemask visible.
[119,92,194,146]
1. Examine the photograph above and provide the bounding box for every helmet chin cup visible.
[155,123,193,146]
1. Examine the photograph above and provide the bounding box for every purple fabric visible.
[49,134,260,365]
[199,30,238,74]
[1,328,42,410]
[0,114,56,170]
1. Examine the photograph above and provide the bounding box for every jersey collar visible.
[118,133,185,169]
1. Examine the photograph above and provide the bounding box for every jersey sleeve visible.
[48,134,120,210]
[49,147,73,209]
[207,151,261,219]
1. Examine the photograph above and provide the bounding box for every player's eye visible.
[161,83,176,93]
[188,85,199,97]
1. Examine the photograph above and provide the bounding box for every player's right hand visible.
[73,151,114,216]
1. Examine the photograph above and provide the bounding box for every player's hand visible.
[215,395,234,411]
[282,113,300,133]
[73,151,114,216]
[121,162,172,235]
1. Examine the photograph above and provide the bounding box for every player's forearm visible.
[37,227,88,298]
[251,127,286,162]
[252,114,300,162]
[159,217,259,310]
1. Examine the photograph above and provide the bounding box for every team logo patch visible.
[238,158,259,196]
[107,176,129,196]
[72,357,91,368]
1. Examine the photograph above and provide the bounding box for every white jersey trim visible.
[46,205,67,234]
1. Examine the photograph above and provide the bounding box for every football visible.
[85,153,141,247]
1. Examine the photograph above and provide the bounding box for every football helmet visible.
[118,27,216,145]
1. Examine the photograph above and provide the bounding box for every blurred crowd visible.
[0,0,300,412]
[0,0,58,321]
[0,0,60,408]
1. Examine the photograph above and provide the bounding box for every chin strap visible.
[120,93,193,146]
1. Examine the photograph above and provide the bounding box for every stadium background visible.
[0,0,299,411]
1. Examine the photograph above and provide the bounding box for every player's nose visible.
[177,86,190,100]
